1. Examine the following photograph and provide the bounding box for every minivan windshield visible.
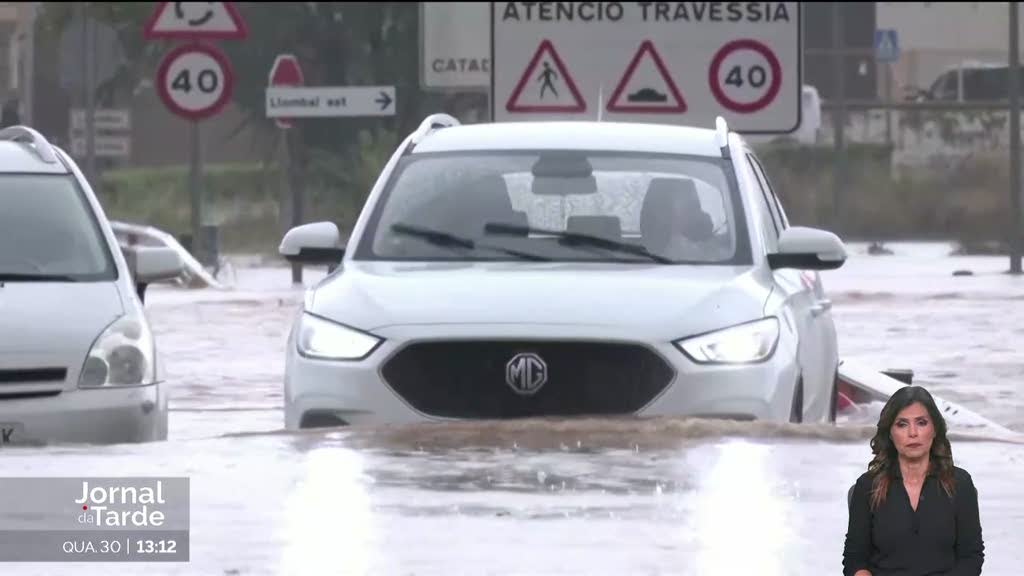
[355,151,751,265]
[0,175,116,281]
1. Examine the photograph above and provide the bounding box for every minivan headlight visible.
[297,313,381,361]
[675,318,780,364]
[78,315,155,388]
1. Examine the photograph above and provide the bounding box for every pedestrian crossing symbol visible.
[506,39,586,113]
[874,29,900,63]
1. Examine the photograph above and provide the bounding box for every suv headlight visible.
[78,315,156,388]
[297,313,381,361]
[675,318,780,364]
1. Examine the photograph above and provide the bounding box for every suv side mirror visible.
[767,227,847,271]
[279,222,345,264]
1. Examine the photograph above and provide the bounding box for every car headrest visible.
[448,174,516,236]
[640,178,714,251]
[566,215,622,240]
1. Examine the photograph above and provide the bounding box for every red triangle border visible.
[144,1,249,40]
[607,40,687,114]
[506,39,587,113]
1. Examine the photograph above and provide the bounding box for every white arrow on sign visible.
[265,86,396,118]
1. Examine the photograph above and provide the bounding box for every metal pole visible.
[287,128,303,284]
[23,2,35,127]
[884,63,893,147]
[190,120,203,264]
[831,2,847,233]
[84,11,96,185]
[1010,2,1022,274]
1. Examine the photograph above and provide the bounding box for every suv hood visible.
[0,282,124,356]
[308,261,771,339]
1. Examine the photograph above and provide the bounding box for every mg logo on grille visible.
[505,353,547,395]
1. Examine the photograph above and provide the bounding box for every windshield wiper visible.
[484,222,674,264]
[390,223,552,262]
[0,273,80,282]
[391,223,474,249]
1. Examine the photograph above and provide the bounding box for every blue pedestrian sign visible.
[875,29,900,63]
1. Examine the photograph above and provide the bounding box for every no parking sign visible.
[491,2,800,133]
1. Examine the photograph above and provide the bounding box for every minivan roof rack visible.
[0,125,58,164]
[715,116,730,159]
[409,113,460,146]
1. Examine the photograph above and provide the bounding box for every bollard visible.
[200,225,220,269]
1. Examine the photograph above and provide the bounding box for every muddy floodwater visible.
[3,243,1023,575]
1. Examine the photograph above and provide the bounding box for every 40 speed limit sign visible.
[157,43,234,121]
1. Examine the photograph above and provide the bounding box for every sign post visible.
[269,54,306,283]
[874,28,900,147]
[490,2,801,133]
[1010,4,1022,274]
[145,2,247,268]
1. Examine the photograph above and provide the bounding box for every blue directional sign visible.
[875,29,900,63]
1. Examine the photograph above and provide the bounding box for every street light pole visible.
[1010,1,1022,274]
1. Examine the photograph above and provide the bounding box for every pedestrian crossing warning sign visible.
[607,40,687,114]
[506,40,586,113]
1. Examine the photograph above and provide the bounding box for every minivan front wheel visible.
[828,371,840,425]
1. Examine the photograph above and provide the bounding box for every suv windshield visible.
[0,175,116,281]
[355,150,751,265]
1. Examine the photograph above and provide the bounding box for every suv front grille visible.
[381,341,674,419]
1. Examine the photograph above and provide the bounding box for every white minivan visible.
[0,126,182,445]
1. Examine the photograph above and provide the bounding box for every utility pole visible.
[190,121,203,266]
[23,2,36,127]
[831,2,847,234]
[1010,1,1022,274]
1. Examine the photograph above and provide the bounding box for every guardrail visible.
[111,221,226,290]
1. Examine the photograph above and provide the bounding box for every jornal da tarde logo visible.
[75,480,168,527]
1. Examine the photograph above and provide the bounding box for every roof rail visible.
[714,116,731,159]
[0,125,58,164]
[409,113,460,145]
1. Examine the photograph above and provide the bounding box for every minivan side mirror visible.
[134,246,185,283]
[123,246,185,304]
[279,222,345,264]
[767,227,847,271]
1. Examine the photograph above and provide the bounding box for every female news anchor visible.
[842,385,984,576]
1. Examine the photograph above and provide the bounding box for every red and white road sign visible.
[157,43,234,121]
[491,2,799,132]
[607,40,687,114]
[268,54,305,129]
[709,39,783,114]
[506,40,585,114]
[144,2,248,40]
